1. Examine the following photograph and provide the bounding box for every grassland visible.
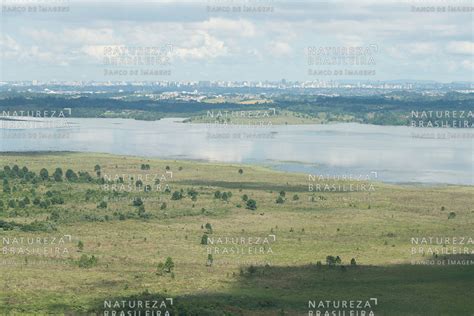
[182,110,359,125]
[0,152,473,315]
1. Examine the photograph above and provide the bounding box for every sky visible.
[0,0,473,82]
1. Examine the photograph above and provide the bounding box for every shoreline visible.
[1,150,471,188]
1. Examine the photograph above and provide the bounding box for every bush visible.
[132,197,143,207]
[292,194,299,201]
[200,234,208,245]
[163,257,174,273]
[65,169,78,181]
[53,168,63,181]
[246,199,257,210]
[242,194,248,201]
[97,201,107,209]
[187,189,198,200]
[276,196,284,204]
[221,192,229,201]
[39,168,49,180]
[171,191,183,200]
[77,254,98,268]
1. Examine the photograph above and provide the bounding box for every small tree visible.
[65,169,78,181]
[205,223,213,234]
[276,196,284,204]
[350,258,357,266]
[207,254,213,266]
[221,192,229,201]
[78,240,84,251]
[39,168,49,181]
[279,190,286,197]
[214,191,222,199]
[238,168,243,174]
[53,168,63,182]
[292,194,299,201]
[242,194,248,201]
[164,257,174,273]
[201,234,208,245]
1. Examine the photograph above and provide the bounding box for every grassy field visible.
[0,152,473,315]
[183,110,359,125]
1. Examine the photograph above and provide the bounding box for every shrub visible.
[132,197,143,207]
[53,168,63,181]
[163,257,174,273]
[97,201,107,209]
[171,191,183,200]
[246,199,257,210]
[39,168,49,180]
[65,169,78,181]
[77,254,98,268]
[207,254,213,266]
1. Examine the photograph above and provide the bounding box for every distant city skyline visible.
[1,0,473,82]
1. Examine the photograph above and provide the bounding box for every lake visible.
[0,117,472,185]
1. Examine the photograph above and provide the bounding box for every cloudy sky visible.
[0,0,472,82]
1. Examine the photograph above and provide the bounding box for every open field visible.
[0,152,473,315]
[183,110,357,125]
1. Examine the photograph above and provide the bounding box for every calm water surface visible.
[0,118,472,185]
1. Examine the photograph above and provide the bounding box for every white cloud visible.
[266,40,292,57]
[446,41,474,56]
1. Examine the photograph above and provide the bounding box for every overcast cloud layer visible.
[0,0,472,82]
